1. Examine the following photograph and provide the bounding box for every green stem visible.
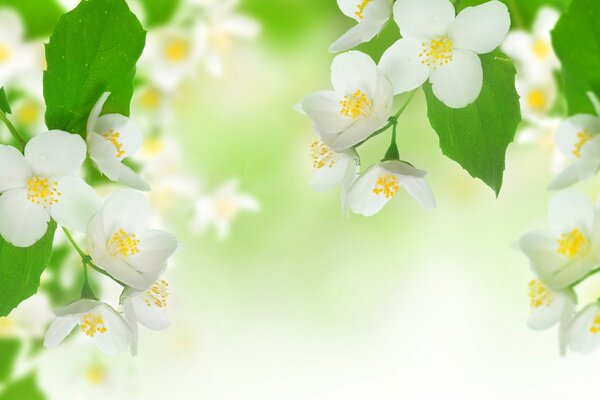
[570,267,600,289]
[383,123,400,161]
[0,110,26,149]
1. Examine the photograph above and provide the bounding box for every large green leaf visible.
[0,373,46,400]
[424,51,521,195]
[0,339,21,383]
[552,0,600,115]
[44,0,146,136]
[0,222,56,317]
[0,88,11,114]
[0,0,63,39]
[136,0,181,28]
[457,0,571,28]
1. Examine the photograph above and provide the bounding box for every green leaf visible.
[44,0,146,136]
[0,0,63,39]
[0,372,46,400]
[137,0,181,28]
[0,88,11,114]
[0,339,21,383]
[0,222,56,317]
[457,0,571,29]
[423,51,522,195]
[552,0,600,115]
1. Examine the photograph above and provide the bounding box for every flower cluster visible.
[297,0,510,216]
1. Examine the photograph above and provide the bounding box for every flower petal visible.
[527,290,571,331]
[102,190,149,237]
[548,189,594,237]
[53,299,100,317]
[43,316,79,348]
[331,51,378,98]
[93,114,143,159]
[0,189,50,247]
[348,165,391,216]
[114,163,151,192]
[448,0,510,54]
[567,304,600,354]
[126,229,178,273]
[554,115,600,158]
[429,49,482,108]
[131,295,170,331]
[88,132,122,179]
[87,92,110,136]
[96,254,150,290]
[302,91,354,138]
[25,131,86,177]
[398,175,436,209]
[548,159,600,190]
[329,0,391,52]
[501,31,533,64]
[379,37,430,95]
[0,144,29,192]
[50,177,100,233]
[92,304,133,356]
[533,7,560,37]
[311,152,354,192]
[393,0,455,39]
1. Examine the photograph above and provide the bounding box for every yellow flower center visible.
[419,36,453,69]
[527,89,547,111]
[140,88,161,110]
[145,280,169,308]
[16,102,40,125]
[80,313,108,337]
[141,137,167,157]
[108,229,140,259]
[0,317,14,335]
[27,176,60,206]
[164,39,190,63]
[573,129,593,158]
[0,43,11,63]
[590,315,600,334]
[86,364,106,385]
[215,199,239,220]
[102,129,125,159]
[528,280,554,308]
[373,174,400,199]
[355,0,371,19]
[311,141,336,169]
[533,38,551,60]
[340,90,372,119]
[557,228,589,257]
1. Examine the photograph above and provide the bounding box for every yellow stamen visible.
[86,364,106,385]
[528,280,553,308]
[145,280,169,308]
[0,43,11,63]
[419,36,453,69]
[590,315,600,334]
[140,89,161,110]
[102,129,125,159]
[355,0,371,19]
[527,89,547,111]
[340,90,372,119]
[80,313,108,337]
[573,129,592,158]
[27,176,60,206]
[108,229,140,259]
[373,174,400,199]
[533,38,551,60]
[310,141,336,169]
[165,39,190,63]
[557,228,589,257]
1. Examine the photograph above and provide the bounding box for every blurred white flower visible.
[300,51,393,152]
[348,160,435,217]
[379,0,510,108]
[329,0,393,53]
[87,190,178,290]
[87,92,150,192]
[44,299,133,355]
[566,303,600,354]
[502,7,560,78]
[516,76,557,122]
[0,10,38,88]
[516,117,568,174]
[0,294,53,339]
[131,84,175,134]
[10,95,46,136]
[141,26,206,92]
[192,179,259,240]
[519,190,600,290]
[57,0,81,11]
[0,131,100,247]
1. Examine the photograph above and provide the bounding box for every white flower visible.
[0,293,53,339]
[516,76,557,122]
[0,10,37,88]
[191,179,259,240]
[502,7,560,78]
[0,131,100,247]
[348,160,435,216]
[520,190,600,290]
[300,51,393,152]
[516,117,567,175]
[141,26,206,91]
[329,0,393,53]
[87,92,150,191]
[44,299,133,355]
[86,190,178,290]
[123,279,170,355]
[131,85,174,134]
[379,0,510,108]
[566,303,600,354]
[309,140,359,216]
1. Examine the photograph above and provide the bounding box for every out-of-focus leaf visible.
[136,0,181,28]
[0,0,63,39]
[0,338,21,383]
[0,373,46,400]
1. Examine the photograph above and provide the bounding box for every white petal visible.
[95,254,150,290]
[123,298,139,356]
[0,145,29,192]
[54,299,100,317]
[126,229,178,273]
[548,158,600,190]
[131,295,170,331]
[331,51,378,99]
[43,316,78,348]
[93,114,143,159]
[25,131,86,177]
[115,163,151,192]
[86,213,109,261]
[398,175,436,209]
[329,25,365,54]
[329,0,391,52]
[0,189,50,247]
[393,0,455,39]
[501,31,533,64]
[567,304,600,354]
[379,38,431,95]
[329,113,387,151]
[429,49,482,108]
[92,305,132,356]
[0,10,24,41]
[548,189,594,237]
[380,160,427,178]
[88,132,122,179]
[533,7,560,37]
[49,177,100,233]
[102,190,149,236]
[337,0,362,19]
[302,91,354,137]
[87,92,110,137]
[527,290,571,331]
[348,165,392,216]
[554,115,600,158]
[311,153,354,192]
[448,0,510,54]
